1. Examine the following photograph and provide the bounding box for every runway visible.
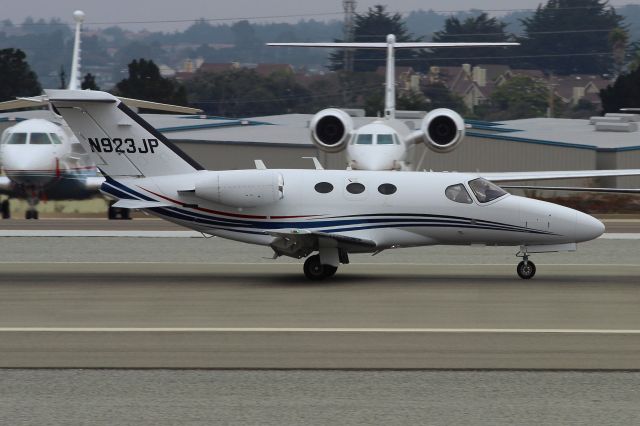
[0,258,639,369]
[0,218,639,369]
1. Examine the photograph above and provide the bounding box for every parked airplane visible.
[268,35,517,171]
[46,89,640,280]
[0,10,200,219]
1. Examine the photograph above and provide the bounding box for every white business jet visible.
[0,11,199,219]
[46,89,640,280]
[268,35,517,171]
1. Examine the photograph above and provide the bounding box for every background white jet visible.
[0,11,200,219]
[269,35,518,171]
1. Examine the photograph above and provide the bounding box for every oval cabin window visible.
[378,183,397,195]
[314,182,334,194]
[346,182,366,194]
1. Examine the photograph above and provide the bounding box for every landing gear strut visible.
[516,251,536,280]
[1,199,10,219]
[25,196,39,220]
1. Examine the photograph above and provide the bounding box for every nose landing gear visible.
[516,248,536,279]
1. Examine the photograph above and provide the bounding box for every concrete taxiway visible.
[0,219,639,369]
[0,258,639,369]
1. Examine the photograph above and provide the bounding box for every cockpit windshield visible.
[355,134,373,145]
[377,134,394,145]
[6,133,27,144]
[445,184,473,204]
[468,178,507,203]
[30,133,52,145]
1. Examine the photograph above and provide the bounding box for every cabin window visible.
[468,178,507,203]
[377,134,394,145]
[355,134,373,145]
[445,184,473,204]
[6,133,27,144]
[314,182,334,194]
[30,133,52,145]
[346,182,366,194]
[49,133,63,144]
[378,183,397,195]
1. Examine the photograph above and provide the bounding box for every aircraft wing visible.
[117,97,203,114]
[269,230,377,253]
[501,185,640,194]
[0,176,13,195]
[481,169,640,182]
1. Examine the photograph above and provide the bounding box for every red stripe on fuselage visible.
[138,186,321,220]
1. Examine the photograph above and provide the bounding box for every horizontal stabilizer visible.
[112,199,173,209]
[268,42,519,49]
[0,97,46,112]
[117,97,202,114]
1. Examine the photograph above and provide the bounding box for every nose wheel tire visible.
[517,260,536,279]
[303,254,338,280]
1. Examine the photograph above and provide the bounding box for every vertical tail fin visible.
[47,89,204,178]
[67,11,84,91]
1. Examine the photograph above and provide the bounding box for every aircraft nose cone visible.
[575,212,605,242]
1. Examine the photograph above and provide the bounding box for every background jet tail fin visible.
[46,89,204,178]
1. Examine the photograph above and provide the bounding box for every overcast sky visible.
[5,0,639,31]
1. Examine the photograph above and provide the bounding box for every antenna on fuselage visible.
[68,10,85,91]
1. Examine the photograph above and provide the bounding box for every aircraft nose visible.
[575,212,605,242]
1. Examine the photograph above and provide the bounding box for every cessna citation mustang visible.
[0,10,199,219]
[47,89,640,281]
[268,35,518,171]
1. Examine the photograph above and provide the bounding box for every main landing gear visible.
[302,248,349,281]
[25,195,39,220]
[1,199,10,219]
[516,250,536,280]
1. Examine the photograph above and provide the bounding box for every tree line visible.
[2,1,640,120]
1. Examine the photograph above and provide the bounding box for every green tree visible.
[600,66,640,113]
[185,68,312,117]
[81,73,100,91]
[113,58,187,106]
[329,5,420,72]
[519,0,625,75]
[0,48,41,102]
[425,13,514,66]
[481,76,552,120]
[423,82,467,112]
[609,27,629,75]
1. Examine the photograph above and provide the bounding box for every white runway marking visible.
[0,327,638,334]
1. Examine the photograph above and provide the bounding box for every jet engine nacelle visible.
[195,170,284,208]
[420,108,465,153]
[310,108,354,153]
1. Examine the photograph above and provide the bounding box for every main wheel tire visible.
[1,200,10,219]
[323,265,338,277]
[304,255,326,281]
[517,260,536,279]
[25,210,32,220]
[33,210,39,220]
